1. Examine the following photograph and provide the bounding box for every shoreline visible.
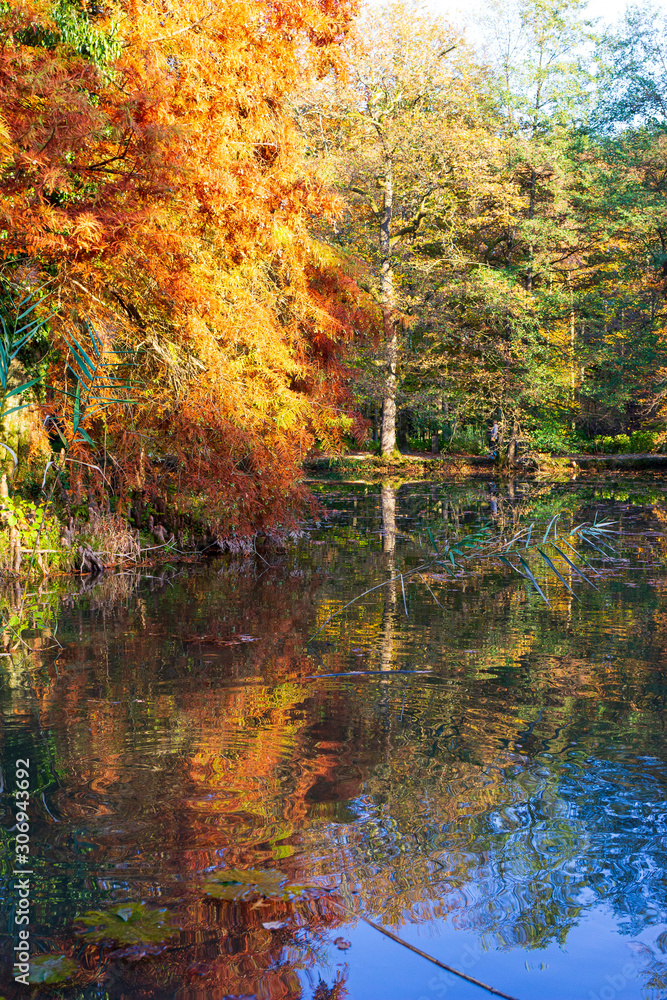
[2,452,666,585]
[304,451,667,477]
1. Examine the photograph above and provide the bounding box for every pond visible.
[2,476,667,1000]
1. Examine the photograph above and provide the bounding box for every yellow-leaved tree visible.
[296,1,513,455]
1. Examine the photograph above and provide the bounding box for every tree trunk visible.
[507,416,518,465]
[569,277,576,420]
[526,167,536,292]
[380,165,397,457]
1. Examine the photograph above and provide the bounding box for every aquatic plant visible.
[309,512,620,642]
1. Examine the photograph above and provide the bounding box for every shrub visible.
[448,426,485,455]
[529,426,572,455]
[595,435,623,453]
[0,495,70,574]
[630,430,656,453]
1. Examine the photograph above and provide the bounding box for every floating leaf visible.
[76,901,177,945]
[28,954,78,984]
[204,868,308,902]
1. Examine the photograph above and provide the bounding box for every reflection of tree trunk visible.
[380,165,397,457]
[380,482,397,671]
[381,482,396,555]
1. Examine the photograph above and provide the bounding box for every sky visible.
[424,0,650,24]
[584,0,657,20]
[378,0,664,30]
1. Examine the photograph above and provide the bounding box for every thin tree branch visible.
[146,11,218,44]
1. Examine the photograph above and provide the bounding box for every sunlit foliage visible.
[0,0,372,531]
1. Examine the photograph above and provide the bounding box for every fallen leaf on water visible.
[76,901,177,945]
[28,955,78,984]
[204,868,309,902]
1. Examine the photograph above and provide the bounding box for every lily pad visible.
[28,954,78,984]
[203,868,308,902]
[76,901,177,945]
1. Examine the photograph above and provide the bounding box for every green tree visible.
[595,3,667,128]
[300,1,500,456]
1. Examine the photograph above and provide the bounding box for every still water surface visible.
[2,477,667,1000]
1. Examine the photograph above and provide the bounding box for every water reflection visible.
[380,482,398,674]
[2,478,667,998]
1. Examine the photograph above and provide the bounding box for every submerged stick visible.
[400,573,408,616]
[328,895,522,1000]
[304,669,432,679]
[417,571,444,608]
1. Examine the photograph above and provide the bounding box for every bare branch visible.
[146,11,218,44]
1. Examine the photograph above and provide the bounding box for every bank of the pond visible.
[3,447,666,587]
[305,452,496,480]
[571,452,667,469]
[0,490,299,585]
[306,450,667,479]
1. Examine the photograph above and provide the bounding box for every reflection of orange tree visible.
[3,562,366,994]
[7,492,667,991]
[22,892,348,998]
[14,679,359,995]
[105,894,347,1000]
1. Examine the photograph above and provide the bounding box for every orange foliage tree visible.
[0,0,371,535]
